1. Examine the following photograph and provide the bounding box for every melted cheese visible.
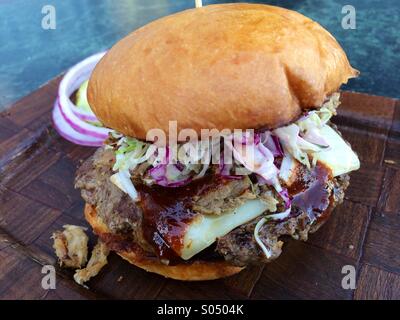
[181,199,268,260]
[313,125,360,176]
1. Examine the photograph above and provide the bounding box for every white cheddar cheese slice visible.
[181,199,268,260]
[313,125,360,177]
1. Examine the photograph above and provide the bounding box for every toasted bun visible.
[88,3,358,139]
[84,204,243,280]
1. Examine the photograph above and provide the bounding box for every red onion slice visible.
[71,107,99,123]
[52,99,104,147]
[56,100,108,139]
[57,51,111,139]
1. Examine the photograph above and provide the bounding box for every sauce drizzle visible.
[137,175,234,263]
[288,163,332,221]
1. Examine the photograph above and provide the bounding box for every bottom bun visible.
[84,204,244,281]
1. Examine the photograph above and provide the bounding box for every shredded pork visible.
[52,225,88,269]
[74,240,110,285]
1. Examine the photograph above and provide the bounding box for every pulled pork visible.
[52,225,88,269]
[75,147,349,266]
[74,240,110,285]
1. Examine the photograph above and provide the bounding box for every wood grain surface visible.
[0,76,399,300]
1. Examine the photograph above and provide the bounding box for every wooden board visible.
[0,76,399,300]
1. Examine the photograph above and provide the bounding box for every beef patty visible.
[75,147,349,266]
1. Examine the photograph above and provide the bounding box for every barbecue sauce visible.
[137,175,235,264]
[287,163,332,222]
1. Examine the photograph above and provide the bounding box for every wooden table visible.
[0,76,399,300]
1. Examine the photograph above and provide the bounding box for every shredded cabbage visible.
[108,94,340,194]
[254,203,291,259]
[112,170,139,201]
[113,138,152,172]
[225,132,282,191]
[279,152,296,183]
[254,217,272,259]
[273,97,337,168]
[111,134,217,188]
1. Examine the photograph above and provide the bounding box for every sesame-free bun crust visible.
[88,3,358,140]
[84,204,243,281]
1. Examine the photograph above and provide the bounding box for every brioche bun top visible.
[88,3,358,140]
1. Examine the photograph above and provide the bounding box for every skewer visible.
[195,0,202,8]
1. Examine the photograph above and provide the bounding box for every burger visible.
[75,3,360,280]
